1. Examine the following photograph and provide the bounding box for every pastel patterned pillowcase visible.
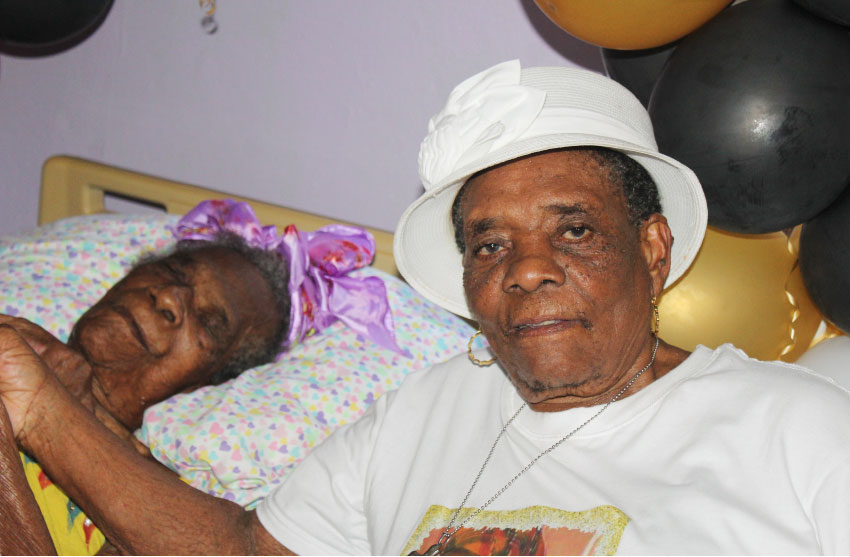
[0,213,480,508]
[139,265,481,507]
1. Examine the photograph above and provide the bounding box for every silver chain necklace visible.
[420,337,659,556]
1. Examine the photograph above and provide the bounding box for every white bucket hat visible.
[393,60,707,319]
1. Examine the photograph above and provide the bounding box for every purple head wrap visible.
[171,199,406,355]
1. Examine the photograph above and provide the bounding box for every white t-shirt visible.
[257,344,850,555]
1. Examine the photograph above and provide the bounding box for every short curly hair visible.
[450,146,662,253]
[138,232,291,385]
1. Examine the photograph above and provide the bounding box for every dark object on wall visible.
[648,0,850,234]
[800,184,850,334]
[602,42,677,108]
[792,0,850,26]
[0,0,113,57]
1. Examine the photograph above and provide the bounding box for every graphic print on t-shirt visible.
[403,504,629,555]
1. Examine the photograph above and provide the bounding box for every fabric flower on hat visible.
[417,59,546,190]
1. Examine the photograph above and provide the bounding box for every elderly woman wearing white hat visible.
[1,61,849,556]
[261,60,850,555]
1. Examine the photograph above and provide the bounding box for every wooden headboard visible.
[39,155,398,276]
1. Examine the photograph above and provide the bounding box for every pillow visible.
[138,265,480,508]
[0,213,481,508]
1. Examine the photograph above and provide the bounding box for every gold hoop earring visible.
[651,296,660,336]
[468,330,496,366]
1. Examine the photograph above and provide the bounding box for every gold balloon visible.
[657,226,823,362]
[533,0,731,50]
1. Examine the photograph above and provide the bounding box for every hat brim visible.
[393,133,707,320]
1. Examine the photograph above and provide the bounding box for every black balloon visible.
[792,0,850,26]
[649,0,850,234]
[602,42,677,108]
[0,0,113,57]
[800,184,850,334]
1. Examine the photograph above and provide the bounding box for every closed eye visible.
[197,308,230,348]
[160,261,191,285]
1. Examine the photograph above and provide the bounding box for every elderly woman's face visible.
[69,246,279,430]
[460,150,669,409]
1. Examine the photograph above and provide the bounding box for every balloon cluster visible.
[536,0,850,355]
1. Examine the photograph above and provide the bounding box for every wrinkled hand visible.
[0,315,94,410]
[0,316,147,452]
[0,325,57,443]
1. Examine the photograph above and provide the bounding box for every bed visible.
[3,154,483,509]
[37,155,399,276]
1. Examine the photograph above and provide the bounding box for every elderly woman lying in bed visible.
[0,199,400,555]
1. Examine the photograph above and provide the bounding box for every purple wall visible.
[0,0,602,236]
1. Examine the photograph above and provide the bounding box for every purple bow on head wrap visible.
[171,199,406,355]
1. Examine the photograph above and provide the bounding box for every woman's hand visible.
[0,317,148,454]
[0,315,94,409]
[0,325,60,446]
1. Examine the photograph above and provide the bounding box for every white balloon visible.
[795,336,850,391]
